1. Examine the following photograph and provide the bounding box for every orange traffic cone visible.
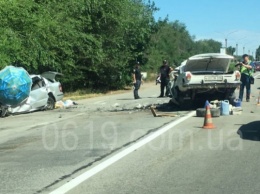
[202,105,215,129]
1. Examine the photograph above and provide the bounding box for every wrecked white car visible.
[169,53,241,108]
[9,72,64,114]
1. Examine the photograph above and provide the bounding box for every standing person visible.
[158,60,171,97]
[238,54,254,102]
[132,62,142,99]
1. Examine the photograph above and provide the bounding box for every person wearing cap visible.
[238,54,254,102]
[132,62,142,99]
[158,60,172,97]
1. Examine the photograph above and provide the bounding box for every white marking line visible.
[50,111,196,194]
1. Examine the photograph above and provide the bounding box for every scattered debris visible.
[55,99,78,109]
[196,108,220,117]
[55,101,64,109]
[112,103,120,108]
[232,107,243,115]
[135,104,142,109]
[150,106,177,117]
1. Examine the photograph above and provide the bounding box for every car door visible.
[41,71,64,101]
[29,76,49,110]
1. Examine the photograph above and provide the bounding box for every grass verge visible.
[63,87,133,101]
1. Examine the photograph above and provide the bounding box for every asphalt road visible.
[1,75,260,194]
[0,82,184,194]
[68,74,260,194]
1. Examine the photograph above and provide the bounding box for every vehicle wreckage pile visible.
[168,53,241,109]
[0,66,64,117]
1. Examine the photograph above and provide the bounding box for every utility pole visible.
[243,47,245,54]
[216,30,238,54]
[231,37,246,57]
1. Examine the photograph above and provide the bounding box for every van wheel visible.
[0,108,7,117]
[46,97,55,110]
[196,108,220,117]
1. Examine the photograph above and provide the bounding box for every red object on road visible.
[202,105,215,129]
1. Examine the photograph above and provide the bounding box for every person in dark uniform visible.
[158,60,171,97]
[132,62,142,99]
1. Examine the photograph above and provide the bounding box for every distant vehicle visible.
[169,53,241,108]
[255,61,260,71]
[9,72,63,114]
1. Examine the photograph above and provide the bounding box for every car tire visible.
[0,107,8,118]
[46,96,55,110]
[196,108,220,117]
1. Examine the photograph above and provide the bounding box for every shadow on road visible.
[237,121,260,141]
[155,103,182,112]
[116,98,135,100]
[117,97,158,100]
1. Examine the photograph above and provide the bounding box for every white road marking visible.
[50,111,196,194]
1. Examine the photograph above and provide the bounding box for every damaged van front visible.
[170,53,241,108]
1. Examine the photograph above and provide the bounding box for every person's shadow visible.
[237,121,260,141]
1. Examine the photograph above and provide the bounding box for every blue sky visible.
[152,0,260,56]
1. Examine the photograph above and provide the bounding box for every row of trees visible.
[146,19,222,71]
[0,0,227,91]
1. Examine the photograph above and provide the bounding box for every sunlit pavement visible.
[68,74,260,194]
[1,74,260,194]
[0,82,176,194]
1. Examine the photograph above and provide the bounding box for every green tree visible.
[256,45,260,61]
[226,46,236,55]
[0,0,231,92]
[193,39,222,54]
[0,0,158,91]
[146,20,194,71]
